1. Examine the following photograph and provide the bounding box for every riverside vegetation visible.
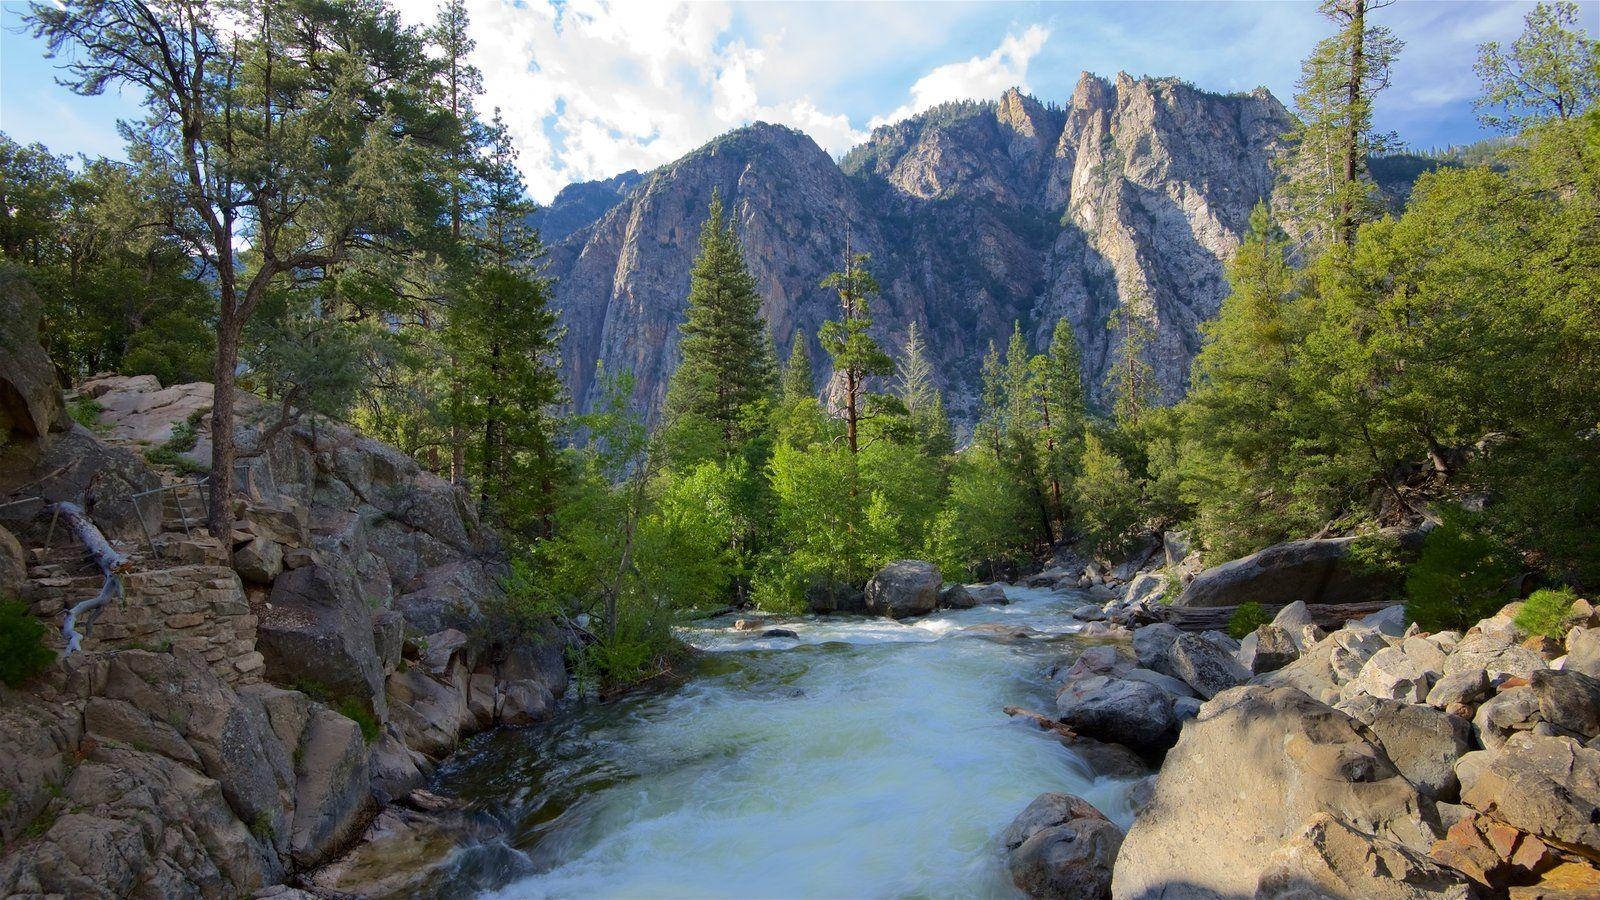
[0,0,1597,897]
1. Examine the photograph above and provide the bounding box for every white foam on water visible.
[478,585,1133,900]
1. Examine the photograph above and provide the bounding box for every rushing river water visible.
[430,586,1140,899]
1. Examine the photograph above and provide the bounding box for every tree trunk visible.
[1341,0,1366,247]
[209,312,240,540]
[53,501,131,656]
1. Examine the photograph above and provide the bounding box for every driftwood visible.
[1004,705,1078,740]
[1164,599,1394,633]
[52,501,132,656]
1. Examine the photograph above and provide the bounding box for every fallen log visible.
[1164,599,1395,633]
[52,501,132,656]
[1004,705,1078,740]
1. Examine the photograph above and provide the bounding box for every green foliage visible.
[1514,587,1581,639]
[336,698,380,744]
[1474,2,1598,132]
[0,599,55,687]
[1073,432,1145,561]
[1405,513,1522,631]
[1227,601,1273,639]
[66,397,102,431]
[1345,534,1407,583]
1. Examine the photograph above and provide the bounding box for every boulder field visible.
[999,538,1600,900]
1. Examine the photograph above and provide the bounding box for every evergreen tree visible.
[1280,0,1403,247]
[447,115,563,539]
[663,193,777,465]
[819,250,893,454]
[1106,303,1158,427]
[1041,318,1087,529]
[781,332,814,403]
[1475,2,1599,131]
[895,321,953,457]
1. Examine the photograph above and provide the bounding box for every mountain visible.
[531,170,645,244]
[539,72,1294,428]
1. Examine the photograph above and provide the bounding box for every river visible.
[428,585,1139,899]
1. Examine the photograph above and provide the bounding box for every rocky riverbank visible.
[0,275,571,897]
[999,539,1600,899]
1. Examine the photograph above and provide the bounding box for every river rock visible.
[1564,627,1600,679]
[1459,732,1600,861]
[1122,572,1166,606]
[1339,645,1438,704]
[1272,601,1316,644]
[1363,605,1409,637]
[1529,669,1600,740]
[1112,686,1442,899]
[865,560,941,618]
[1240,624,1300,674]
[761,628,799,639]
[1336,695,1472,801]
[1055,675,1177,754]
[1169,632,1249,699]
[1066,738,1151,780]
[939,583,977,609]
[1132,623,1181,675]
[1444,631,1546,685]
[497,679,555,726]
[967,583,1009,605]
[1474,686,1544,751]
[1426,669,1491,713]
[1121,667,1199,700]
[1256,813,1475,899]
[1004,793,1122,900]
[1171,534,1410,609]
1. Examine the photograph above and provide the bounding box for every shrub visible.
[1404,512,1521,631]
[1513,587,1580,640]
[335,698,379,744]
[1227,601,1272,639]
[66,397,103,431]
[0,599,56,687]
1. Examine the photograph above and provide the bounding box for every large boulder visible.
[1132,623,1182,675]
[290,707,375,870]
[1112,686,1442,899]
[1458,732,1600,861]
[966,583,1009,606]
[0,524,24,598]
[1240,624,1300,674]
[864,560,942,619]
[1169,632,1249,699]
[1564,626,1600,679]
[1443,631,1545,685]
[1171,533,1410,608]
[257,564,388,719]
[1003,793,1123,900]
[1528,669,1600,741]
[0,266,69,439]
[1339,645,1439,704]
[1256,813,1475,899]
[1055,675,1177,754]
[1336,695,1472,801]
[938,583,977,609]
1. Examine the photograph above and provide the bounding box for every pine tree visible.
[895,321,953,456]
[448,114,563,539]
[1041,318,1087,529]
[819,250,893,454]
[781,332,814,404]
[662,192,777,465]
[1475,2,1599,131]
[1106,302,1159,427]
[1280,0,1403,247]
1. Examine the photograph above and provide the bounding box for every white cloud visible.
[868,25,1050,130]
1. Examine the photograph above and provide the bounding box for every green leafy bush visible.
[1513,587,1580,640]
[66,397,103,431]
[0,599,55,687]
[1404,513,1520,631]
[1227,601,1272,639]
[336,698,379,744]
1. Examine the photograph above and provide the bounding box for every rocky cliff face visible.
[542,74,1293,427]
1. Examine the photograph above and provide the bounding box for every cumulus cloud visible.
[868,25,1051,130]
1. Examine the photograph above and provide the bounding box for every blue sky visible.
[3,1,1595,202]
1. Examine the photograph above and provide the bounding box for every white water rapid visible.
[435,586,1139,899]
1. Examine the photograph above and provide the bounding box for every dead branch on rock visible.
[1004,705,1078,740]
[51,501,132,656]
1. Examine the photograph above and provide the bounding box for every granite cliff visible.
[539,73,1294,427]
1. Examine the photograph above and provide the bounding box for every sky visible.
[2,0,1596,203]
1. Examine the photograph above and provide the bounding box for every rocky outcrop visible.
[543,79,1293,427]
[864,560,943,618]
[0,265,68,439]
[1256,813,1475,899]
[1111,686,1441,898]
